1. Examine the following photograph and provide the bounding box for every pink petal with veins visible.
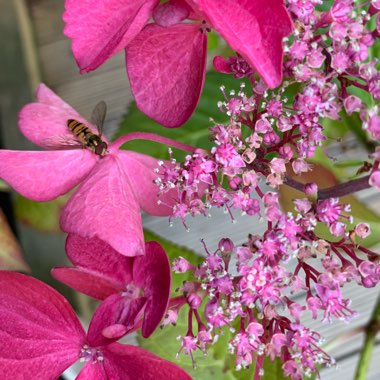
[52,267,122,300]
[77,343,191,380]
[126,23,207,128]
[117,150,177,216]
[52,234,134,299]
[19,84,101,148]
[197,0,293,88]
[65,234,133,284]
[60,155,145,257]
[64,0,159,73]
[134,241,171,337]
[0,272,85,379]
[0,150,97,201]
[87,294,147,347]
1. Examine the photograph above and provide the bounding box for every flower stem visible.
[112,132,200,153]
[354,294,380,380]
[284,175,371,200]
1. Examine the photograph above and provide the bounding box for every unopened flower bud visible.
[344,95,362,115]
[218,238,234,253]
[304,182,318,196]
[187,293,202,309]
[355,223,371,239]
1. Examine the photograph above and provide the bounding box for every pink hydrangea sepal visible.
[0,149,97,201]
[64,0,159,73]
[0,271,86,379]
[86,294,147,347]
[197,0,293,88]
[133,241,172,337]
[52,267,123,300]
[53,236,171,339]
[77,343,192,380]
[60,155,145,257]
[126,23,207,128]
[65,233,133,283]
[117,150,177,216]
[18,84,102,148]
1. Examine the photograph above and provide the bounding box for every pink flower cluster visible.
[0,0,380,379]
[167,194,379,377]
[153,1,380,378]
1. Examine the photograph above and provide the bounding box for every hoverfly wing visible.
[90,101,107,137]
[41,135,84,150]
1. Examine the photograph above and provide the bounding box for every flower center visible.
[79,345,104,364]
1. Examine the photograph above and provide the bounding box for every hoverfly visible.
[67,101,108,157]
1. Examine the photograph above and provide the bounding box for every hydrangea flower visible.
[52,235,171,340]
[0,84,175,257]
[0,271,190,379]
[64,0,293,127]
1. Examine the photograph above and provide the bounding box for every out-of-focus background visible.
[0,1,379,379]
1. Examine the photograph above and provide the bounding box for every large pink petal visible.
[52,234,134,299]
[19,84,100,148]
[117,150,177,216]
[78,343,191,380]
[60,154,145,257]
[0,271,85,379]
[87,294,147,347]
[52,267,122,300]
[65,234,133,284]
[134,241,171,338]
[0,150,97,201]
[197,0,293,88]
[64,0,159,73]
[126,23,207,128]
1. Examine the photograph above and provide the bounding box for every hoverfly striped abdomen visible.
[67,119,93,141]
[67,108,108,157]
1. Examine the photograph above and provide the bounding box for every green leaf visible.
[14,195,68,232]
[115,72,248,161]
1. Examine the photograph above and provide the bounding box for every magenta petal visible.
[213,55,233,73]
[198,0,293,88]
[60,155,145,257]
[65,234,134,285]
[52,267,122,300]
[117,150,177,216]
[76,362,105,380]
[126,23,207,128]
[0,271,85,379]
[134,241,171,337]
[87,294,147,347]
[0,150,97,201]
[52,234,134,299]
[19,84,100,148]
[64,0,159,73]
[94,343,191,379]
